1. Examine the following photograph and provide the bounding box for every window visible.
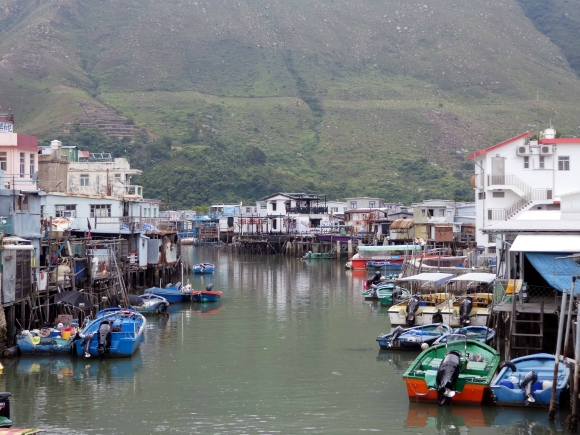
[154,208,157,217]
[350,201,357,209]
[90,204,111,218]
[272,219,277,230]
[331,207,338,213]
[29,154,35,178]
[115,173,121,182]
[246,207,251,213]
[539,156,545,169]
[55,204,77,218]
[369,201,376,208]
[421,209,426,216]
[492,192,505,198]
[271,202,277,211]
[478,192,486,200]
[17,194,28,211]
[260,203,267,209]
[80,174,89,186]
[40,205,45,218]
[0,152,6,171]
[19,152,25,178]
[439,209,445,217]
[559,156,570,171]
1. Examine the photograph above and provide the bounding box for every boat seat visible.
[121,323,135,333]
[466,361,488,375]
[422,358,442,370]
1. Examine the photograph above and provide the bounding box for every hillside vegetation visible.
[2,0,580,207]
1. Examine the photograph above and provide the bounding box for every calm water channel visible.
[1,247,570,434]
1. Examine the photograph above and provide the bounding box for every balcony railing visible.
[532,189,553,201]
[488,174,531,195]
[286,206,328,214]
[120,216,176,231]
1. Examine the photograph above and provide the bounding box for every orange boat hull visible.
[404,378,487,405]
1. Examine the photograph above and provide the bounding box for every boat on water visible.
[192,284,223,303]
[489,353,570,407]
[376,323,452,350]
[388,273,453,326]
[377,282,411,305]
[16,328,78,355]
[145,282,193,303]
[129,294,170,315]
[433,327,495,345]
[439,273,496,327]
[75,309,146,359]
[349,245,424,270]
[193,263,215,274]
[403,336,500,405]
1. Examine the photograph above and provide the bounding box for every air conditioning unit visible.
[540,145,553,155]
[516,145,529,156]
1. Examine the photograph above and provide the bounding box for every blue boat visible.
[193,263,215,274]
[145,282,192,303]
[16,333,77,355]
[376,323,451,350]
[74,309,146,359]
[432,326,495,345]
[130,294,170,315]
[490,353,570,407]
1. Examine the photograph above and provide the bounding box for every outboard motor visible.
[81,333,95,358]
[369,284,378,299]
[520,370,538,405]
[366,271,382,287]
[97,321,112,360]
[406,296,421,326]
[436,350,462,406]
[392,287,403,303]
[459,297,473,326]
[389,326,405,347]
[206,283,214,291]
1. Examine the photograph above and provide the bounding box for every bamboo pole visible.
[549,286,569,420]
[569,299,580,432]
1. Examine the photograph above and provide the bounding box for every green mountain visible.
[2,0,580,207]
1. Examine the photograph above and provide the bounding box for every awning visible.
[449,273,496,284]
[399,273,454,286]
[510,235,580,253]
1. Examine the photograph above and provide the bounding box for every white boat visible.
[388,273,454,326]
[438,273,496,327]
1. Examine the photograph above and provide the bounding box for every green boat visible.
[402,336,500,405]
[377,284,411,305]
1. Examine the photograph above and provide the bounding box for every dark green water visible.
[1,247,570,434]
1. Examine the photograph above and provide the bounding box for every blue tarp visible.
[526,253,580,294]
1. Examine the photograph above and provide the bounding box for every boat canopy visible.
[449,273,496,284]
[399,272,454,286]
[358,245,422,252]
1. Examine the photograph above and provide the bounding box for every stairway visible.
[508,299,544,358]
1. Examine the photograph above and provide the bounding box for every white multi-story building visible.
[469,127,577,251]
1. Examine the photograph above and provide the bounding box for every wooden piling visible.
[549,288,568,420]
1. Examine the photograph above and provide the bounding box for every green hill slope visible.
[2,0,580,207]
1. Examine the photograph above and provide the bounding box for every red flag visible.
[87,218,92,238]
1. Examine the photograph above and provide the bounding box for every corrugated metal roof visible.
[390,218,414,229]
[399,273,454,286]
[510,235,580,253]
[449,273,496,283]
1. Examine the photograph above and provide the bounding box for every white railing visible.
[488,174,532,196]
[532,189,553,201]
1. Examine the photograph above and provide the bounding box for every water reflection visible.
[406,403,568,435]
[376,350,417,373]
